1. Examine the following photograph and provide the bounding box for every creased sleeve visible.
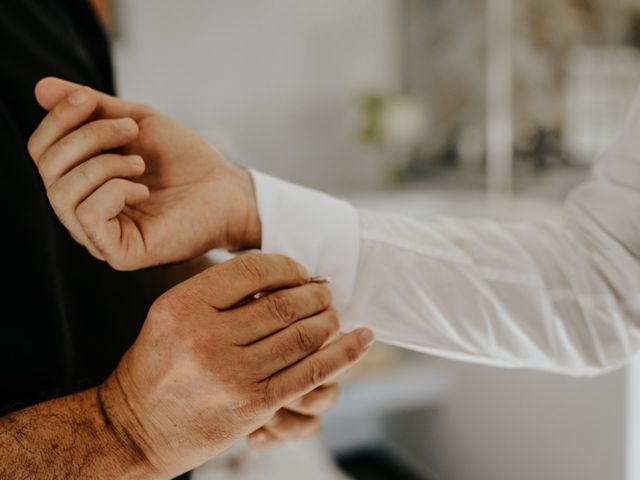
[251,89,640,377]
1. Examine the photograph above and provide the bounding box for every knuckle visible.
[147,292,203,341]
[268,341,290,366]
[195,265,223,293]
[78,159,97,184]
[37,153,55,182]
[269,254,299,277]
[344,342,361,363]
[292,324,317,354]
[76,202,99,226]
[237,253,268,284]
[254,378,280,411]
[267,293,294,325]
[149,293,182,325]
[308,360,330,387]
[47,183,67,208]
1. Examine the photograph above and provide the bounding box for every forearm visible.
[0,387,153,480]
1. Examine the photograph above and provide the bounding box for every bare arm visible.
[0,388,151,480]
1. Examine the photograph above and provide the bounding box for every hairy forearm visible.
[0,388,152,480]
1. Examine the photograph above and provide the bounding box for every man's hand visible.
[27,77,261,270]
[100,253,373,478]
[247,383,340,449]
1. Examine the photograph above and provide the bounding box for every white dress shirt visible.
[250,90,640,377]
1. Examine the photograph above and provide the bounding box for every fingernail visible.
[128,155,144,167]
[114,118,136,132]
[310,275,331,284]
[359,328,375,348]
[298,263,309,281]
[68,89,89,106]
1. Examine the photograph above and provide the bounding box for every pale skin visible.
[27,77,342,450]
[0,253,374,479]
[27,78,261,270]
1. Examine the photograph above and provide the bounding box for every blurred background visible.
[96,1,640,479]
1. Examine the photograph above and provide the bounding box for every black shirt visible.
[0,0,155,415]
[0,3,193,477]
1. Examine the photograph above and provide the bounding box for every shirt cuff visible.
[250,169,360,312]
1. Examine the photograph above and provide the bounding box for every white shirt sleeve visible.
[250,91,640,377]
[250,171,360,312]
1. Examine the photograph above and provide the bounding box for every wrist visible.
[96,373,161,479]
[227,167,262,250]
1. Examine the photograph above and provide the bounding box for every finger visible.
[285,383,340,416]
[246,429,281,450]
[249,308,340,378]
[50,154,146,213]
[263,328,374,408]
[28,85,99,162]
[48,154,146,251]
[35,77,136,118]
[37,118,139,188]
[193,253,310,310]
[262,410,320,442]
[223,283,332,345]
[76,178,150,258]
[30,77,148,161]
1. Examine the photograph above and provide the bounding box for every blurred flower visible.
[356,92,429,153]
[380,96,430,150]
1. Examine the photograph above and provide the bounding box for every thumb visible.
[35,77,83,111]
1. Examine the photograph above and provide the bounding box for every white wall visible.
[434,362,627,480]
[113,0,400,193]
[625,359,640,480]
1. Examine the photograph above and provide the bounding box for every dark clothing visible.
[0,3,192,477]
[0,0,155,416]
